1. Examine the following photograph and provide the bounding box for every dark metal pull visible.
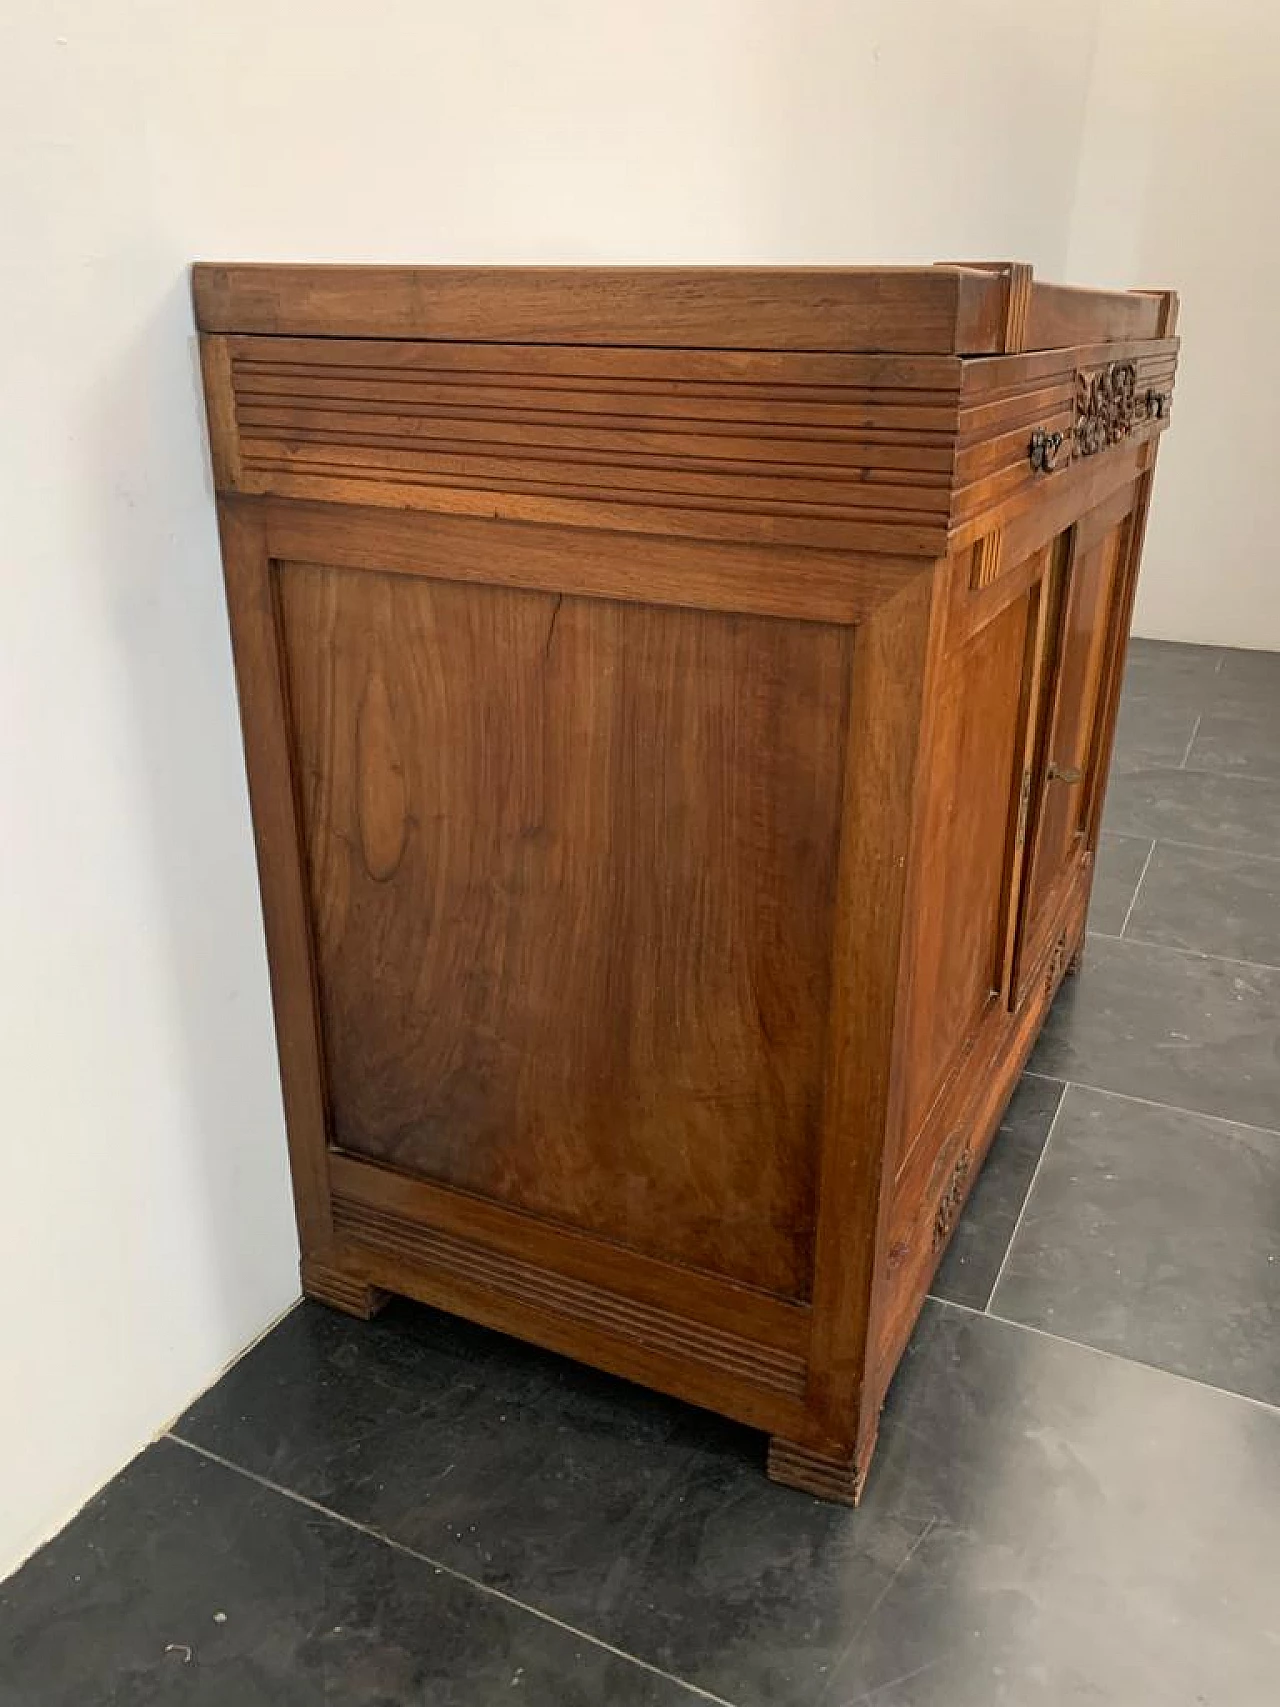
[1048,761,1083,785]
[1029,428,1067,473]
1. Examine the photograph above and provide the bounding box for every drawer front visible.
[200,332,960,556]
[953,346,1176,556]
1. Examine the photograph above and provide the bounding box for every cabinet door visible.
[1012,489,1139,1000]
[898,577,1046,1148]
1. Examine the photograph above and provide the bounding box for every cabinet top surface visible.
[191,263,1177,356]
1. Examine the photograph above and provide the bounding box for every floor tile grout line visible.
[981,1081,1069,1312]
[1177,712,1203,769]
[1113,750,1279,788]
[1088,924,1280,977]
[164,1433,740,1707]
[1019,1073,1280,1141]
[1165,764,1277,785]
[1114,841,1156,940]
[927,1295,1280,1420]
[1113,931,1280,976]
[1145,834,1280,869]
[809,1518,938,1707]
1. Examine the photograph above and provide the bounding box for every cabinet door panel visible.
[1013,491,1138,998]
[899,583,1039,1148]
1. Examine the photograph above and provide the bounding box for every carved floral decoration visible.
[1074,361,1140,457]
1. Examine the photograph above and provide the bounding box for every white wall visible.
[2,0,1114,1578]
[1069,0,1280,650]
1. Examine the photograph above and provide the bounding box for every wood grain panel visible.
[1013,502,1134,998]
[246,470,950,557]
[1024,283,1169,352]
[958,338,1177,402]
[194,264,1008,354]
[897,589,1035,1149]
[226,332,966,403]
[802,569,945,1464]
[951,344,1176,529]
[1082,472,1156,853]
[277,564,851,1300]
[202,330,1177,556]
[218,334,961,554]
[260,498,919,627]
[958,434,1152,571]
[215,502,334,1250]
[326,1147,809,1351]
[194,265,1178,358]
[332,1194,808,1396]
[870,862,1091,1395]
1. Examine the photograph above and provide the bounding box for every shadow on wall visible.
[85,263,298,1341]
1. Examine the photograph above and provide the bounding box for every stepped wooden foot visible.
[1066,941,1086,976]
[767,1436,867,1506]
[301,1257,389,1320]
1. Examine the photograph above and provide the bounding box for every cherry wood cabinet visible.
[195,263,1177,1501]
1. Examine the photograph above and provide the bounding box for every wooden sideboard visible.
[195,263,1177,1502]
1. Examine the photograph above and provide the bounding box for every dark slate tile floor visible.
[1083,830,1152,935]
[4,638,1279,1705]
[1102,764,1280,858]
[930,1074,1064,1310]
[1029,932,1280,1130]
[1126,838,1280,967]
[0,1441,704,1707]
[989,1084,1280,1406]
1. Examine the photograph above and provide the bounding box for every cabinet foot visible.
[767,1436,867,1506]
[301,1257,389,1320]
[1066,941,1085,976]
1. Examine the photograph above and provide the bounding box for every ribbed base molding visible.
[767,1436,866,1506]
[332,1193,808,1399]
[300,1258,389,1320]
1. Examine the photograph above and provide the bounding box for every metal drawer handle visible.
[1048,761,1083,785]
[1029,428,1068,473]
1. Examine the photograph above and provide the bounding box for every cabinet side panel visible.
[800,567,945,1466]
[215,501,334,1251]
[276,561,851,1302]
